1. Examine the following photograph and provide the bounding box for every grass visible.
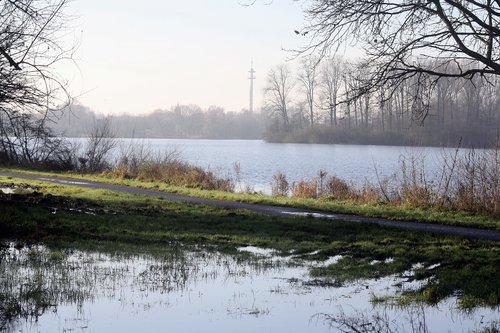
[1,174,500,311]
[1,166,499,230]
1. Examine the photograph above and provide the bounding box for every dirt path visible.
[1,170,499,242]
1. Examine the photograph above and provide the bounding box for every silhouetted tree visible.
[263,64,295,132]
[0,0,71,164]
[83,117,117,172]
[296,0,500,119]
[320,57,343,127]
[297,56,319,127]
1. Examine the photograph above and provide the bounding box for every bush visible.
[402,184,432,207]
[109,151,235,192]
[451,148,500,215]
[267,141,499,217]
[359,183,381,204]
[291,180,317,198]
[324,175,354,200]
[271,172,289,196]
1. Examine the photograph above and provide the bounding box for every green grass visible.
[1,166,499,230]
[1,174,500,310]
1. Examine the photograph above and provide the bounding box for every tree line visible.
[52,104,265,140]
[263,57,500,147]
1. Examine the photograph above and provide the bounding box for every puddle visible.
[0,187,15,194]
[237,246,277,257]
[321,255,343,266]
[39,177,90,186]
[68,207,98,216]
[281,211,342,220]
[0,243,498,333]
[427,263,441,270]
[0,186,35,195]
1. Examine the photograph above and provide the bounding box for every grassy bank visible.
[1,166,499,231]
[1,175,500,310]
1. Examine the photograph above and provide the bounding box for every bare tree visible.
[297,0,500,118]
[263,64,295,131]
[297,56,319,127]
[0,0,72,164]
[435,75,455,128]
[320,57,343,127]
[83,117,117,172]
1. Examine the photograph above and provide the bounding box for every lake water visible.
[2,243,498,333]
[96,139,461,193]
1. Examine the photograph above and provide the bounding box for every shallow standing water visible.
[1,243,498,333]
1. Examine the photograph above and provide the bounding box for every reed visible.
[109,145,235,192]
[273,143,500,217]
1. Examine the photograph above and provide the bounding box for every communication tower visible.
[249,60,256,113]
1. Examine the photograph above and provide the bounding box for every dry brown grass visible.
[291,179,317,198]
[271,172,289,197]
[450,148,500,214]
[359,183,381,204]
[269,143,500,216]
[109,147,234,192]
[324,175,355,200]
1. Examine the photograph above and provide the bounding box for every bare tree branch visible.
[0,0,73,166]
[294,0,500,120]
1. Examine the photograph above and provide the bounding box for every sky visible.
[59,0,307,115]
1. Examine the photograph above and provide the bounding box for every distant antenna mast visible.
[249,60,256,113]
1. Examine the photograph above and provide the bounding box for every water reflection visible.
[0,242,497,333]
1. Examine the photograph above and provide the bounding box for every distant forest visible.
[262,58,500,148]
[52,104,265,140]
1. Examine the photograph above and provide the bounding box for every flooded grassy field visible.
[1,177,499,332]
[1,241,498,333]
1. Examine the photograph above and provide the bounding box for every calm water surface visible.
[106,139,457,193]
[1,243,498,333]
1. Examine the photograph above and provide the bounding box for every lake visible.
[93,139,461,193]
[2,242,498,333]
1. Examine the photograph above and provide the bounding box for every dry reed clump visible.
[139,160,234,191]
[388,144,500,215]
[359,183,381,204]
[110,147,234,192]
[291,179,317,198]
[109,162,129,179]
[271,172,289,196]
[450,148,500,215]
[396,153,434,207]
[324,175,355,200]
[269,142,499,216]
[401,184,433,207]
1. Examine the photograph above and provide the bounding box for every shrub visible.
[324,175,353,200]
[271,172,289,197]
[402,184,432,207]
[447,146,500,215]
[108,149,235,192]
[359,183,381,204]
[291,179,317,198]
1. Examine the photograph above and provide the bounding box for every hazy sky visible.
[60,0,307,115]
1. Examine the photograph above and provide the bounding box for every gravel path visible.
[1,170,499,242]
